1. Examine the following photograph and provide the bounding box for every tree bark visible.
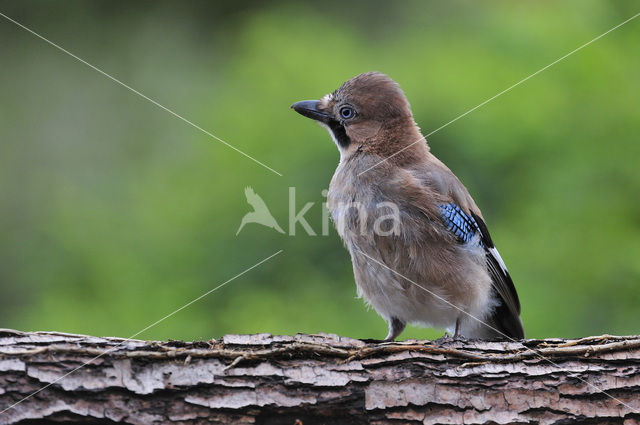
[0,329,639,424]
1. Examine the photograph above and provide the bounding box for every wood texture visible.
[1,329,639,424]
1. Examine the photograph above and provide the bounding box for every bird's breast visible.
[327,155,407,247]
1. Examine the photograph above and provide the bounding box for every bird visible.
[236,187,285,235]
[291,72,524,341]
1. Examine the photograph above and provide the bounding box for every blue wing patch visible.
[439,203,482,244]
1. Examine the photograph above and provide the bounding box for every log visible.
[0,329,639,424]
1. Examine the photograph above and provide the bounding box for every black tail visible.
[485,292,525,339]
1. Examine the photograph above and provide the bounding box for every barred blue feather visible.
[439,203,482,244]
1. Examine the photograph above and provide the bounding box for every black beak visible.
[291,100,332,123]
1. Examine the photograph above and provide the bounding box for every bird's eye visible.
[340,107,355,120]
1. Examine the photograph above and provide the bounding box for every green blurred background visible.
[0,0,638,341]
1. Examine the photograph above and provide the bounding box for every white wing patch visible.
[489,246,508,274]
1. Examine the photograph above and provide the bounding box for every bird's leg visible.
[384,317,406,342]
[453,318,461,339]
[436,318,463,344]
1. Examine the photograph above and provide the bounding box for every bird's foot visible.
[358,338,386,344]
[384,317,406,342]
[434,332,453,345]
[435,332,467,345]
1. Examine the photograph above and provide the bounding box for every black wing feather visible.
[471,212,524,339]
[439,203,524,339]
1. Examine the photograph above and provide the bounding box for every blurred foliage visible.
[0,0,638,341]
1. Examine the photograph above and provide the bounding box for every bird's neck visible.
[361,117,429,167]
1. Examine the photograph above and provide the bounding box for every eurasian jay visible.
[292,72,524,341]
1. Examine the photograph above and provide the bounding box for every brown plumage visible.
[292,72,524,341]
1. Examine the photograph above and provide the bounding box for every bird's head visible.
[292,72,424,160]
